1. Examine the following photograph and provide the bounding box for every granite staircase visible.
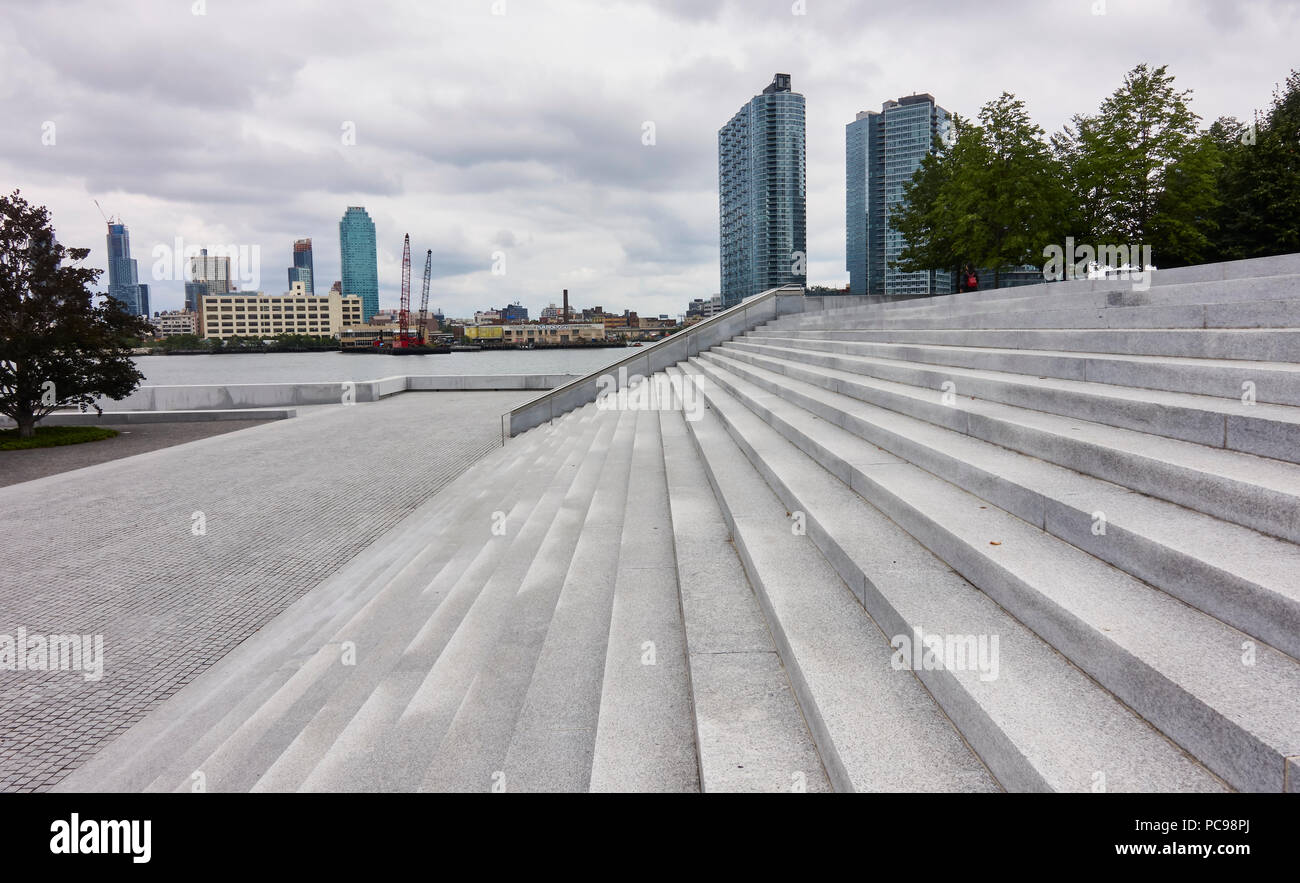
[58,255,1300,793]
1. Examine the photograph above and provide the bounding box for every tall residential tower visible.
[719,73,806,308]
[288,238,314,295]
[105,222,144,316]
[339,207,379,322]
[846,93,952,296]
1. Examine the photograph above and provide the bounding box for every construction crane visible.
[93,199,119,226]
[397,234,412,347]
[417,249,432,346]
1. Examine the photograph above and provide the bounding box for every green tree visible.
[160,333,208,352]
[897,94,1069,287]
[1213,70,1300,259]
[0,191,151,437]
[1057,64,1211,264]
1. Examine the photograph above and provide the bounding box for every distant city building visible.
[465,323,607,345]
[846,93,952,296]
[105,222,144,316]
[152,310,197,338]
[473,309,502,325]
[339,207,379,322]
[137,284,150,318]
[200,281,363,340]
[719,73,807,308]
[186,249,234,312]
[539,303,562,323]
[288,238,314,295]
[502,302,529,323]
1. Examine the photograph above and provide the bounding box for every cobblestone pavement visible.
[0,420,276,489]
[0,391,531,791]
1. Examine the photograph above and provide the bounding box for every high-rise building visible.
[846,93,952,296]
[186,249,233,311]
[339,207,379,322]
[288,238,314,295]
[138,284,150,318]
[105,223,143,315]
[718,73,807,308]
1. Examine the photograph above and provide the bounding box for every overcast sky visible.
[2,0,1296,319]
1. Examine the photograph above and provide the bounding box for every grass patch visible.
[0,425,119,450]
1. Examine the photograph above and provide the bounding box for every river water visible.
[133,348,632,385]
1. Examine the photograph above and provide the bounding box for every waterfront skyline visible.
[3,0,1296,319]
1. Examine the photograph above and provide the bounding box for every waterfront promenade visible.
[0,390,531,791]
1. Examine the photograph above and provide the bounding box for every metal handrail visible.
[502,284,805,434]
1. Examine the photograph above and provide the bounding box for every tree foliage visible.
[898,64,1298,277]
[0,191,151,437]
[895,94,1069,286]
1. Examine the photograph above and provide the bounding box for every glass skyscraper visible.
[339,207,379,322]
[846,94,952,296]
[718,73,806,308]
[105,222,144,315]
[289,238,314,295]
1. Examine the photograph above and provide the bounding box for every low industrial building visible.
[200,281,363,339]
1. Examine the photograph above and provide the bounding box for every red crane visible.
[397,234,412,347]
[417,249,432,346]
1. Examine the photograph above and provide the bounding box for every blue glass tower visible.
[289,238,314,295]
[338,208,378,322]
[105,223,143,315]
[719,73,806,308]
[846,94,952,296]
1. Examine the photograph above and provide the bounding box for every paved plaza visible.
[0,391,531,791]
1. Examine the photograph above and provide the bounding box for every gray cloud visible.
[1,0,1295,319]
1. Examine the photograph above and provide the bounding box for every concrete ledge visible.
[93,374,581,412]
[34,408,298,425]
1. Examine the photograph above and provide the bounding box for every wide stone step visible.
[800,299,1300,332]
[51,407,590,793]
[588,406,698,792]
[688,355,1300,793]
[179,406,610,793]
[723,339,1300,463]
[703,348,1300,546]
[747,334,1300,407]
[703,346,1300,661]
[773,275,1300,330]
[675,369,1007,792]
[499,410,639,792]
[659,406,831,793]
[296,406,618,791]
[750,327,1300,362]
[418,408,631,792]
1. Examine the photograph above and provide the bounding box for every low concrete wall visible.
[39,409,298,425]
[94,374,580,412]
[506,286,809,436]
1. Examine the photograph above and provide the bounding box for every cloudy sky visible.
[2,0,1296,319]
